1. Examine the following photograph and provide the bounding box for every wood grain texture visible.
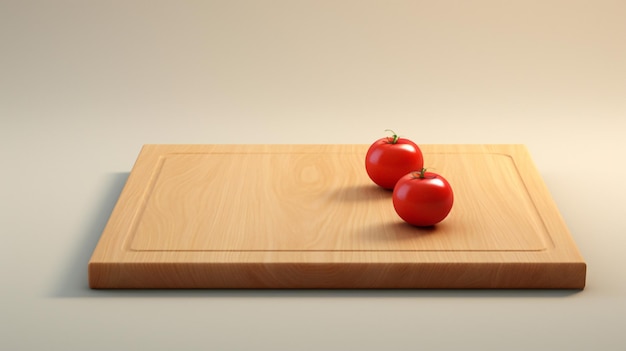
[88,144,586,289]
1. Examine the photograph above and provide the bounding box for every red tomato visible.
[392,169,454,226]
[365,130,424,189]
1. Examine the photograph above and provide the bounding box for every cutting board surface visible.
[89,144,586,289]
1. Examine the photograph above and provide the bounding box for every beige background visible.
[1,1,625,350]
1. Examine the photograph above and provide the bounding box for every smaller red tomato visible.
[365,130,424,190]
[392,169,454,226]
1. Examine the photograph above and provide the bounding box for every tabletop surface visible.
[2,1,625,350]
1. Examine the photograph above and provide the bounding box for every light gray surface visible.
[2,1,625,350]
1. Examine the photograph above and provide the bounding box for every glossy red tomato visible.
[392,169,454,226]
[365,130,424,189]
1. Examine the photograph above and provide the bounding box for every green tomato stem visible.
[384,129,399,144]
[412,168,428,179]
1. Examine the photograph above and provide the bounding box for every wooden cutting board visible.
[88,144,586,289]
